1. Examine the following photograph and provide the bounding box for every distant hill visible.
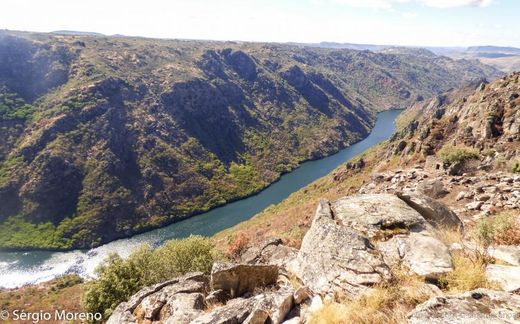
[467,45,520,55]
[51,30,105,36]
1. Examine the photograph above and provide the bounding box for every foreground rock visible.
[108,263,293,324]
[485,264,520,292]
[291,194,454,299]
[408,289,520,323]
[107,272,208,324]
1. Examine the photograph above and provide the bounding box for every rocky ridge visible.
[109,189,520,323]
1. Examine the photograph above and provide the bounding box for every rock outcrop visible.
[408,289,520,324]
[290,194,454,299]
[108,192,520,324]
[108,259,295,323]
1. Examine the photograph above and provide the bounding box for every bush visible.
[513,160,520,174]
[153,235,215,279]
[438,146,479,164]
[474,212,520,246]
[82,235,214,321]
[53,274,84,290]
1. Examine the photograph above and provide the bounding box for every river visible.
[0,109,402,288]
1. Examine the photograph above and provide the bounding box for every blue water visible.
[0,109,401,288]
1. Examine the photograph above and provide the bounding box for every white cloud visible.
[402,11,418,18]
[419,0,494,8]
[320,0,494,9]
[321,0,394,9]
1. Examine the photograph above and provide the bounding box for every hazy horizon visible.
[1,0,519,48]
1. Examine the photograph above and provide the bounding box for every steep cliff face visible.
[0,31,501,250]
[389,72,519,162]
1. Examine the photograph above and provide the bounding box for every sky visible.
[0,0,519,47]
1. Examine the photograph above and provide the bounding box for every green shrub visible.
[52,274,84,291]
[0,91,34,121]
[438,146,479,164]
[513,160,520,174]
[82,235,214,321]
[153,235,214,279]
[474,212,520,246]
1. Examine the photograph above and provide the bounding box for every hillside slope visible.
[216,72,519,251]
[0,31,501,250]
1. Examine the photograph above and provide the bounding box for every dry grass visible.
[225,231,250,259]
[308,266,432,324]
[435,226,464,246]
[0,275,84,324]
[439,251,496,292]
[434,225,497,292]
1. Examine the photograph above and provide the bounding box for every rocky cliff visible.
[0,30,501,250]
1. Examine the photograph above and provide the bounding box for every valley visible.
[2,0,520,322]
[0,31,500,251]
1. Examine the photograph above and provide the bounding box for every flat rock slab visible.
[408,289,520,324]
[397,190,462,229]
[488,245,520,266]
[330,194,429,238]
[486,264,520,292]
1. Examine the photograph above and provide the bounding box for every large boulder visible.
[291,194,453,298]
[397,190,462,229]
[408,289,520,323]
[290,199,391,298]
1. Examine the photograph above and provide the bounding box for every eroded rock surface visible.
[408,289,520,324]
[108,263,293,324]
[290,194,453,298]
